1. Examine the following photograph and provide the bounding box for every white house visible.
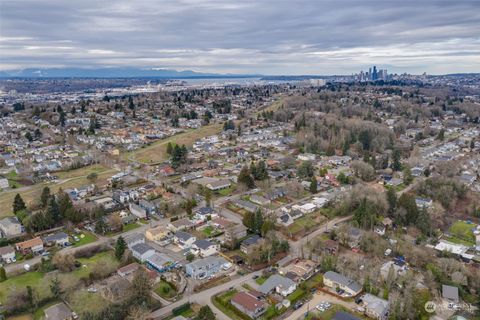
[0,245,15,263]
[174,231,196,249]
[129,203,147,219]
[131,243,155,262]
[258,274,297,297]
[191,239,219,257]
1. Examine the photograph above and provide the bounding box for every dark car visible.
[293,301,304,310]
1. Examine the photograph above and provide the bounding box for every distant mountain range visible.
[0,67,261,79]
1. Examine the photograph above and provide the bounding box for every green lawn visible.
[154,280,178,299]
[287,288,306,303]
[449,221,476,244]
[202,226,214,237]
[212,290,250,320]
[217,186,235,197]
[0,272,45,303]
[287,212,326,235]
[69,290,110,316]
[255,276,268,285]
[106,222,141,236]
[72,232,97,247]
[74,251,119,278]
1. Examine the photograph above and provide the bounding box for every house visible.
[0,178,9,189]
[250,195,271,206]
[160,165,175,177]
[277,213,294,226]
[195,206,218,221]
[386,178,403,187]
[241,235,265,255]
[231,291,266,319]
[380,261,406,280]
[415,197,433,209]
[112,190,130,204]
[281,259,317,282]
[206,179,231,191]
[442,285,459,303]
[146,252,175,273]
[191,239,219,257]
[168,218,195,232]
[139,199,157,215]
[145,225,169,242]
[124,233,145,249]
[224,223,248,245]
[312,197,328,208]
[332,311,361,320]
[0,216,24,237]
[291,202,316,214]
[0,245,15,263]
[411,167,424,177]
[233,199,259,213]
[131,243,156,262]
[361,294,389,320]
[258,274,297,297]
[265,188,286,201]
[43,232,69,246]
[174,231,196,249]
[44,302,75,320]
[117,262,140,277]
[16,237,44,255]
[185,256,227,279]
[129,203,147,219]
[323,271,362,297]
[322,239,339,255]
[347,227,363,248]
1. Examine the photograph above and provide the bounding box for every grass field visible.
[0,271,45,303]
[449,220,476,244]
[154,280,178,299]
[0,164,116,218]
[126,123,223,164]
[69,290,110,315]
[72,232,97,247]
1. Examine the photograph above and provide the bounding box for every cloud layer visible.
[1,0,479,74]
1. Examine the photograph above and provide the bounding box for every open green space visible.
[255,276,268,285]
[72,232,97,247]
[449,220,476,244]
[0,271,45,303]
[126,123,223,164]
[154,280,178,299]
[0,164,116,218]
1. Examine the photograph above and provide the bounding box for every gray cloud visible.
[1,0,479,74]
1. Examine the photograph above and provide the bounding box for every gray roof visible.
[131,243,155,255]
[123,233,144,244]
[442,285,459,302]
[147,252,173,267]
[242,235,262,247]
[258,274,296,294]
[324,271,362,293]
[362,294,389,316]
[0,216,21,227]
[332,311,360,320]
[186,256,227,270]
[194,239,214,250]
[44,232,69,242]
[175,231,194,242]
[44,302,73,320]
[0,245,14,255]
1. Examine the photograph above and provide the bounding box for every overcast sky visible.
[1,0,479,75]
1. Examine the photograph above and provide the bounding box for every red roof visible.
[231,292,265,312]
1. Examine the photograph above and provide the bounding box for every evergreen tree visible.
[50,276,62,298]
[115,236,127,260]
[0,266,7,282]
[391,149,402,171]
[166,142,173,155]
[309,176,318,193]
[46,196,61,222]
[194,306,216,320]
[13,193,26,214]
[253,210,264,234]
[238,166,255,189]
[242,211,255,231]
[386,187,397,214]
[40,186,51,208]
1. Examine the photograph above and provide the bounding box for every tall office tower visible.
[368,68,372,80]
[372,66,378,80]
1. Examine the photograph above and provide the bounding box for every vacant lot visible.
[0,164,115,218]
[126,123,222,164]
[448,220,476,245]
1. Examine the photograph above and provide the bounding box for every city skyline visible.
[1,0,480,75]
